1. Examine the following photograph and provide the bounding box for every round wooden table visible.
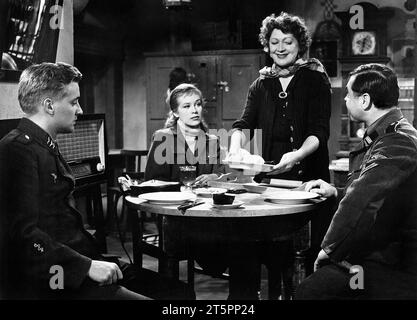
[126,191,317,217]
[125,191,323,292]
[126,191,320,245]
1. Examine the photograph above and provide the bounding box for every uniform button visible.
[290,126,294,131]
[34,243,44,253]
[290,137,294,143]
[298,170,303,176]
[25,135,30,140]
[283,114,286,117]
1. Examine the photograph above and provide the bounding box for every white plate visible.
[138,192,196,205]
[264,179,303,189]
[193,187,228,197]
[242,183,268,194]
[207,181,247,191]
[211,200,244,210]
[263,191,319,204]
[137,180,180,187]
[222,160,274,172]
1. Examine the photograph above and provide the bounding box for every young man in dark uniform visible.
[295,63,417,300]
[0,62,194,300]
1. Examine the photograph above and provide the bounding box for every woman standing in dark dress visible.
[229,12,332,299]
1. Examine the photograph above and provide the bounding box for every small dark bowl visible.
[212,192,235,205]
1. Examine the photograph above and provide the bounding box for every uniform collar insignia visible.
[362,108,404,148]
[18,118,58,153]
[46,136,57,150]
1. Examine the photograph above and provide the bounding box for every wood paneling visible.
[146,50,265,145]
[220,54,261,120]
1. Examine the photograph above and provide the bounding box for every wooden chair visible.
[107,149,195,285]
[107,149,149,241]
[119,149,149,180]
[126,200,196,288]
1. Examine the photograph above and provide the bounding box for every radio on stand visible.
[57,114,108,252]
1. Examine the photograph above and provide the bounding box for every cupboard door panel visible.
[149,66,171,119]
[147,57,187,119]
[203,105,217,129]
[220,55,262,120]
[220,120,235,131]
[187,56,218,104]
[146,52,265,144]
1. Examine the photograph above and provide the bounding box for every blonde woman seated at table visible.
[145,83,225,185]
[144,83,227,277]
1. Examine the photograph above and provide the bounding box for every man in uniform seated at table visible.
[295,63,417,299]
[0,62,195,300]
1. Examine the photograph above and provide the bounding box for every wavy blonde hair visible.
[164,83,208,131]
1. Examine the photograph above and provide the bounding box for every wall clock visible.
[351,31,376,55]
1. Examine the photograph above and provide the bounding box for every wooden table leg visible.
[128,205,142,267]
[187,259,195,287]
[92,184,107,253]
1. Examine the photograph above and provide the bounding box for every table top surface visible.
[125,190,322,218]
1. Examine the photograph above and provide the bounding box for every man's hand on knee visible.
[88,260,123,285]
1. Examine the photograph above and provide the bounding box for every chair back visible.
[120,149,149,181]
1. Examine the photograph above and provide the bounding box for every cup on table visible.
[212,192,235,205]
[179,165,197,192]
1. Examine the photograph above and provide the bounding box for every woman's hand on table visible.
[267,150,302,175]
[193,173,219,186]
[314,249,330,272]
[305,179,337,198]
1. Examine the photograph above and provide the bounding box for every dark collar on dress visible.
[17,118,58,154]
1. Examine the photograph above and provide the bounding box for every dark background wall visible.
[74,0,292,149]
[73,0,415,159]
[75,0,292,54]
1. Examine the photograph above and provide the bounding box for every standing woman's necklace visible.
[278,76,293,99]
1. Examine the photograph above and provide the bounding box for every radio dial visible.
[96,163,105,172]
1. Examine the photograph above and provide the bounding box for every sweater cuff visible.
[65,255,92,289]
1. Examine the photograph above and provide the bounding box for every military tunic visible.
[0,118,99,297]
[321,108,417,297]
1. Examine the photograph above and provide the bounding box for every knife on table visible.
[177,200,204,215]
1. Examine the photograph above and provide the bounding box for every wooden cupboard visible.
[145,50,265,145]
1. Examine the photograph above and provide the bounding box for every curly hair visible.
[259,12,311,56]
